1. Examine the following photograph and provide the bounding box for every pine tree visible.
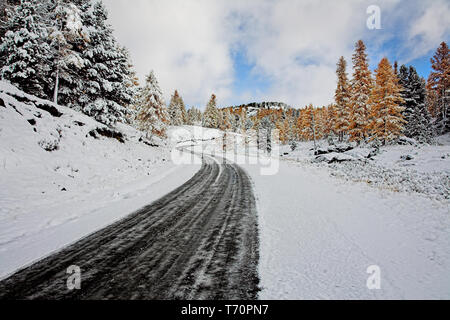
[135,71,169,139]
[0,0,21,55]
[1,0,137,126]
[0,0,53,98]
[168,90,184,126]
[367,58,405,144]
[78,1,132,124]
[179,95,187,124]
[349,40,373,142]
[334,56,351,141]
[47,0,90,106]
[186,107,202,125]
[399,65,433,142]
[259,116,274,152]
[398,65,412,128]
[427,42,449,134]
[203,94,219,128]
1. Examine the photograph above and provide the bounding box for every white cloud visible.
[407,0,450,61]
[103,0,235,108]
[102,0,449,109]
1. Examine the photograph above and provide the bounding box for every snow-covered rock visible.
[314,152,355,163]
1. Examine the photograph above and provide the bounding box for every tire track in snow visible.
[0,153,259,299]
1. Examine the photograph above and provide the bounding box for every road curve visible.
[0,153,260,299]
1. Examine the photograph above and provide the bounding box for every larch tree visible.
[334,56,351,141]
[349,40,373,142]
[298,105,314,141]
[276,117,290,145]
[367,57,405,144]
[427,42,449,134]
[167,90,184,126]
[203,94,219,128]
[220,108,232,131]
[135,71,169,139]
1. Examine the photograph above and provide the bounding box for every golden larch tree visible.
[367,57,405,143]
[426,42,449,133]
[349,40,373,142]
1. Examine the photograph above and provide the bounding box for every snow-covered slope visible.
[0,81,200,279]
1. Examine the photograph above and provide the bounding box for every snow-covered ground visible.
[0,82,201,279]
[282,139,450,201]
[194,132,450,299]
[246,161,449,299]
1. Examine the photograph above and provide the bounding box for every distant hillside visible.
[223,102,292,117]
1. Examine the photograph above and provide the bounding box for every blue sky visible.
[103,0,449,109]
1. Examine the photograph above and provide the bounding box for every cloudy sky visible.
[102,0,450,109]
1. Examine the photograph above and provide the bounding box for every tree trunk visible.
[53,66,59,104]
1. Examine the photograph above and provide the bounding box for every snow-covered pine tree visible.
[185,108,193,125]
[231,112,240,132]
[178,95,187,125]
[349,40,373,142]
[168,90,184,126]
[186,107,202,125]
[135,71,169,139]
[259,116,274,152]
[334,56,351,141]
[398,65,412,131]
[427,42,449,134]
[79,1,132,125]
[203,94,219,128]
[0,0,53,98]
[120,47,140,123]
[399,65,433,142]
[367,58,405,144]
[0,0,20,52]
[409,70,434,143]
[48,0,89,106]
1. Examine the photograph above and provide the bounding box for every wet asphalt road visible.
[0,154,259,299]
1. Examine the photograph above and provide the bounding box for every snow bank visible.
[0,81,200,278]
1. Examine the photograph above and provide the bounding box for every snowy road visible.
[0,154,259,299]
